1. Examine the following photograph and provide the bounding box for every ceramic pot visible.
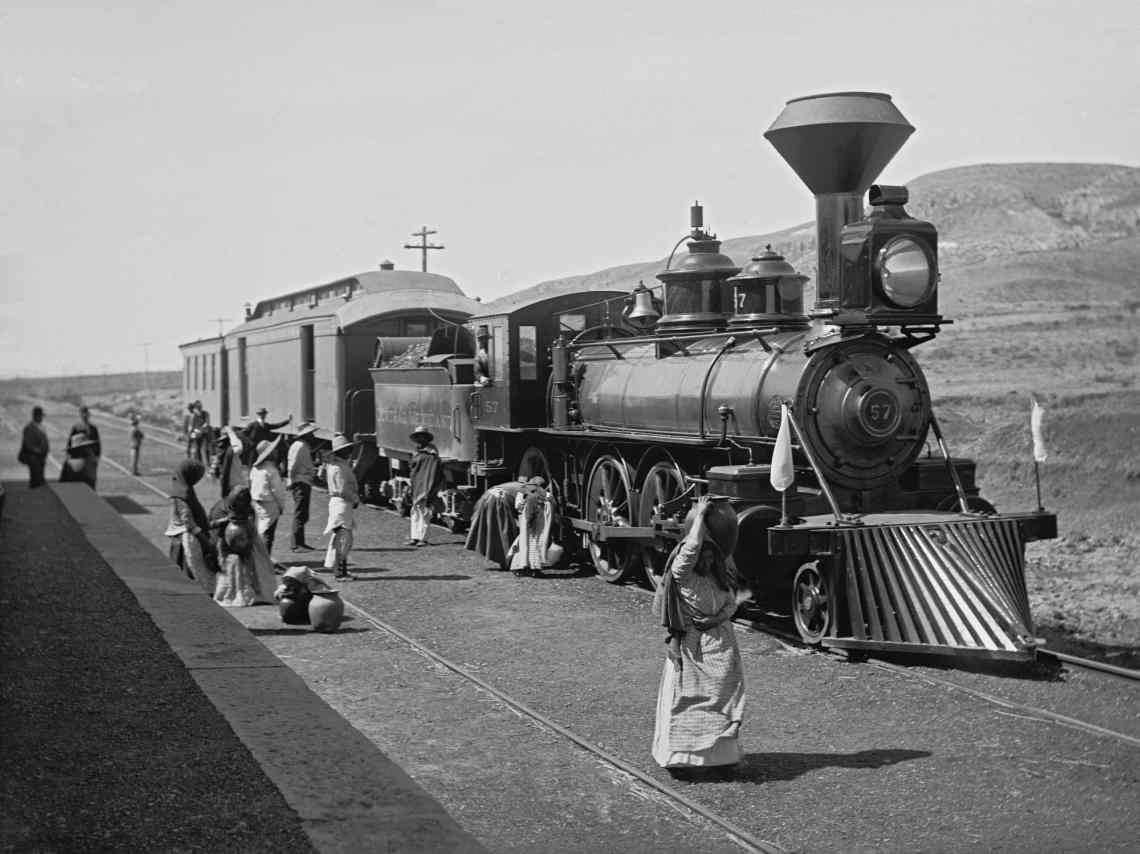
[683,497,739,556]
[278,594,311,625]
[309,592,344,632]
[223,521,252,556]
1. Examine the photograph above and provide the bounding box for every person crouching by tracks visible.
[250,437,287,560]
[287,422,320,552]
[164,460,218,595]
[507,476,558,577]
[407,426,442,547]
[323,433,359,581]
[464,478,527,570]
[651,495,750,779]
[208,485,277,606]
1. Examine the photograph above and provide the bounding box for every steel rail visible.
[1038,650,1140,683]
[342,598,787,854]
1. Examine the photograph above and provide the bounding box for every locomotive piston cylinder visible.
[764,92,914,313]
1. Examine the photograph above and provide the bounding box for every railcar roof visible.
[470,278,634,319]
[177,335,225,353]
[219,270,478,336]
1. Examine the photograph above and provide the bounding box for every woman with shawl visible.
[406,426,442,547]
[464,478,527,570]
[651,495,750,776]
[208,485,278,607]
[507,477,557,577]
[164,460,217,594]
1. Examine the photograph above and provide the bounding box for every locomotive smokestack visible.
[764,92,914,312]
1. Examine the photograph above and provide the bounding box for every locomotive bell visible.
[655,212,741,334]
[626,281,661,323]
[726,245,809,330]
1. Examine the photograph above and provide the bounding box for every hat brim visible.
[330,439,356,453]
[410,430,434,443]
[253,436,282,466]
[295,423,319,439]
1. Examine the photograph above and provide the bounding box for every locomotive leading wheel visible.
[584,454,642,584]
[637,460,687,590]
[792,561,833,645]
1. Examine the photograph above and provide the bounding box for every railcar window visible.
[406,320,429,337]
[493,326,506,382]
[519,325,538,381]
[559,314,586,333]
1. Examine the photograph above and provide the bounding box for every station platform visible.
[0,482,485,853]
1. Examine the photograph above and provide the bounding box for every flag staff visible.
[1030,396,1047,512]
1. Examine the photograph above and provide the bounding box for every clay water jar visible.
[683,496,739,555]
[309,592,344,632]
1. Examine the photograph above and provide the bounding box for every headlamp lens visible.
[878,237,934,308]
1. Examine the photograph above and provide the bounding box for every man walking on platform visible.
[129,414,145,476]
[287,422,319,552]
[68,405,102,489]
[19,406,50,488]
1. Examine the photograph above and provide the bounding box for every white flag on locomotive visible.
[1030,397,1048,463]
[770,404,795,492]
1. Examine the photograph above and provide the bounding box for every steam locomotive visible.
[366,92,1056,660]
[186,91,1056,660]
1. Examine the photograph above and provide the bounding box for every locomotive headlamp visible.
[835,184,942,326]
[877,236,935,308]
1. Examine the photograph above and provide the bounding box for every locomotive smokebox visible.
[764,92,913,313]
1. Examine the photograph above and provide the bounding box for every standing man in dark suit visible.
[68,405,102,489]
[19,406,50,487]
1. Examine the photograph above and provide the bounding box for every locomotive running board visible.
[568,518,657,543]
[832,517,1040,657]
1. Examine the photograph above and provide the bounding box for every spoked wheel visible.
[584,454,642,583]
[638,460,688,590]
[792,561,833,645]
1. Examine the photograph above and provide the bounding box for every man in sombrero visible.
[407,425,443,547]
[323,433,359,580]
[287,421,320,552]
[250,436,288,558]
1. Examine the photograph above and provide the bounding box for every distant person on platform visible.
[129,414,145,475]
[242,407,291,465]
[406,425,442,547]
[249,437,287,559]
[287,421,320,552]
[67,405,101,489]
[184,401,211,464]
[60,435,99,489]
[322,433,359,581]
[19,405,50,488]
[195,401,213,466]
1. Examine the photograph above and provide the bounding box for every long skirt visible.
[213,535,277,607]
[464,490,518,569]
[652,623,745,768]
[170,532,215,595]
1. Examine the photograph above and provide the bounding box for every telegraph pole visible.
[209,317,231,338]
[403,226,445,272]
[142,343,151,393]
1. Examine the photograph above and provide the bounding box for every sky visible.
[1,0,1137,376]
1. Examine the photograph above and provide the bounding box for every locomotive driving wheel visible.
[584,454,642,584]
[792,560,833,645]
[637,460,687,590]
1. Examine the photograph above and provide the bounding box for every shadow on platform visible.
[713,748,932,784]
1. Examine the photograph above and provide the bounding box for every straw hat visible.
[282,565,336,595]
[294,421,319,439]
[255,407,269,416]
[253,436,281,466]
[330,433,355,453]
[68,435,98,451]
[410,425,434,444]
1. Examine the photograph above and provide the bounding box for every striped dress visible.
[652,536,745,768]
